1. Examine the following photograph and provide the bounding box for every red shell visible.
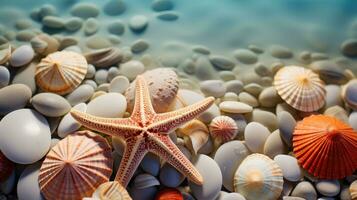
[293,115,357,179]
[0,151,14,182]
[155,188,183,200]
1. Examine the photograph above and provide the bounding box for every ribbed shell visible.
[0,151,14,182]
[39,130,113,200]
[350,180,357,200]
[273,66,326,112]
[209,116,238,143]
[92,181,132,200]
[35,51,88,95]
[293,115,357,179]
[155,188,183,200]
[84,47,122,68]
[233,154,283,200]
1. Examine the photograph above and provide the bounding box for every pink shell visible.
[209,116,238,143]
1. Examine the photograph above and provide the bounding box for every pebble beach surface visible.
[0,0,357,200]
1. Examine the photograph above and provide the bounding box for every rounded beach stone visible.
[192,45,210,55]
[140,153,160,176]
[200,80,226,98]
[103,0,126,16]
[277,111,296,146]
[10,45,34,67]
[107,67,120,82]
[86,64,96,79]
[251,109,278,131]
[0,66,10,88]
[87,93,126,117]
[0,109,51,164]
[0,84,32,115]
[244,122,270,153]
[189,154,222,200]
[258,86,281,108]
[57,103,86,138]
[108,20,125,35]
[248,44,264,54]
[264,130,287,158]
[42,16,65,29]
[70,3,100,19]
[86,35,111,49]
[238,92,259,107]
[274,154,301,182]
[225,80,243,94]
[84,18,99,35]
[219,101,253,114]
[66,84,94,106]
[156,11,179,21]
[17,163,44,200]
[209,55,235,70]
[31,93,71,117]
[244,83,263,97]
[129,15,148,32]
[120,60,145,81]
[325,85,342,108]
[39,4,57,18]
[65,17,83,31]
[269,45,293,58]
[291,181,317,200]
[151,0,174,11]
[159,163,184,187]
[12,63,37,93]
[233,49,258,64]
[315,180,340,197]
[15,19,32,30]
[195,57,219,80]
[16,30,36,42]
[341,39,357,57]
[349,112,357,131]
[94,69,109,85]
[219,71,236,81]
[109,75,130,93]
[131,39,149,53]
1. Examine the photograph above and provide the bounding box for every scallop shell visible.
[293,115,357,179]
[177,120,209,154]
[30,34,60,56]
[0,151,14,182]
[209,116,238,148]
[84,47,123,68]
[125,68,179,113]
[38,130,113,200]
[350,180,357,200]
[0,45,11,65]
[233,153,283,200]
[92,181,132,200]
[155,188,183,200]
[273,66,326,112]
[35,51,88,95]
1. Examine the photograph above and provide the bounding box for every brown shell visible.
[84,47,123,68]
[39,130,113,200]
[92,181,132,200]
[0,151,14,182]
[35,51,88,95]
[273,66,326,112]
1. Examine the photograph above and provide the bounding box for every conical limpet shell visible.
[38,130,113,200]
[209,115,238,149]
[35,51,88,95]
[84,47,123,68]
[92,181,132,200]
[0,45,11,65]
[234,153,283,200]
[177,119,209,154]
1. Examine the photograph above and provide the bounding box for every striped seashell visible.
[84,47,123,68]
[177,120,209,154]
[209,116,238,148]
[92,181,132,200]
[0,151,14,182]
[38,130,113,200]
[155,188,183,200]
[0,45,11,65]
[35,51,88,95]
[273,66,326,112]
[234,153,283,200]
[350,180,357,200]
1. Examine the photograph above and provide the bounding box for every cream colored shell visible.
[273,66,326,112]
[350,180,357,200]
[177,120,209,154]
[84,47,122,68]
[92,181,132,200]
[234,153,283,200]
[35,51,88,95]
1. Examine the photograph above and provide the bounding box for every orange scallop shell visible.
[293,115,357,179]
[39,130,113,200]
[0,151,14,182]
[154,188,183,200]
[35,51,88,95]
[273,66,326,112]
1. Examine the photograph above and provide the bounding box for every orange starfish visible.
[71,75,214,187]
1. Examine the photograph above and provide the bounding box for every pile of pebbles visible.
[0,0,357,200]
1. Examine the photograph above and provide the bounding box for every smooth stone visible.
[107,67,120,82]
[66,84,94,106]
[59,36,79,49]
[222,92,238,102]
[243,83,263,97]
[258,87,281,107]
[96,83,110,92]
[209,55,235,70]
[219,101,253,114]
[233,49,258,64]
[151,0,174,11]
[189,154,222,200]
[251,109,278,132]
[10,45,34,67]
[195,56,219,80]
[84,18,99,35]
[219,71,236,81]
[311,52,329,61]
[349,112,357,131]
[131,39,149,53]
[0,171,15,194]
[214,141,249,192]
[16,30,36,41]
[31,93,71,117]
[12,63,37,93]
[15,19,32,30]
[109,75,130,93]
[108,35,121,44]
[192,45,210,55]
[17,163,44,200]
[94,69,108,85]
[325,85,343,108]
[200,80,226,98]
[277,111,296,147]
[225,80,243,94]
[310,60,347,84]
[84,79,97,90]
[0,84,32,115]
[159,163,184,187]
[244,122,270,153]
[341,39,357,57]
[291,181,317,200]
[315,180,340,197]
[87,93,126,117]
[108,20,125,35]
[70,3,100,19]
[86,64,96,79]
[65,17,83,31]
[340,186,352,200]
[283,197,305,200]
[269,45,293,58]
[299,51,311,61]
[264,130,287,158]
[239,92,259,107]
[254,63,271,77]
[129,15,148,32]
[0,109,51,164]
[120,60,145,81]
[39,4,57,18]
[42,16,65,28]
[86,35,111,49]
[156,11,179,21]
[248,44,264,54]
[0,66,10,88]
[57,103,86,138]
[274,154,301,182]
[140,153,160,177]
[103,0,126,16]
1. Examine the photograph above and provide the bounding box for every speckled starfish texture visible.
[71,75,214,187]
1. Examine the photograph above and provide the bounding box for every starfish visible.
[70,75,214,187]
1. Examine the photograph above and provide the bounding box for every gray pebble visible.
[42,16,65,29]
[225,80,243,94]
[87,93,127,118]
[349,112,357,131]
[131,39,149,53]
[108,20,125,35]
[325,85,342,108]
[85,64,96,79]
[195,57,218,80]
[233,49,258,64]
[159,163,184,187]
[219,71,236,81]
[107,67,120,82]
[248,44,264,54]
[277,111,296,147]
[299,51,311,61]
[243,83,263,97]
[219,101,253,114]
[31,93,71,117]
[17,163,44,200]
[269,45,293,59]
[16,30,36,42]
[120,60,145,81]
[103,0,126,16]
[200,80,226,98]
[209,55,235,70]
[83,79,97,89]
[315,180,340,197]
[12,63,37,93]
[57,103,86,138]
[0,84,32,115]
[0,66,10,88]
[264,130,286,158]
[66,84,94,106]
[109,75,130,93]
[244,122,270,153]
[341,39,357,57]
[311,52,329,61]
[274,154,301,182]
[254,63,271,77]
[192,45,210,55]
[129,15,148,32]
[178,58,195,74]
[151,0,174,11]
[258,86,282,107]
[10,45,34,67]
[84,18,99,36]
[291,181,317,200]
[156,11,179,21]
[238,92,259,107]
[140,153,160,176]
[251,109,278,131]
[39,4,57,18]
[86,35,112,49]
[70,3,100,19]
[65,17,83,32]
[96,83,110,92]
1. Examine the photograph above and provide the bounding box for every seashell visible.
[342,79,357,110]
[293,115,357,179]
[0,45,11,65]
[92,181,132,200]
[125,68,179,113]
[209,116,238,149]
[233,153,283,200]
[84,47,123,68]
[35,51,88,95]
[30,34,60,56]
[177,119,209,154]
[0,151,14,182]
[273,66,326,112]
[38,130,113,200]
[350,180,357,200]
[155,188,183,200]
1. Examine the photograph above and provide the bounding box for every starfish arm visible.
[149,97,215,133]
[114,137,148,187]
[149,133,203,185]
[70,109,141,138]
